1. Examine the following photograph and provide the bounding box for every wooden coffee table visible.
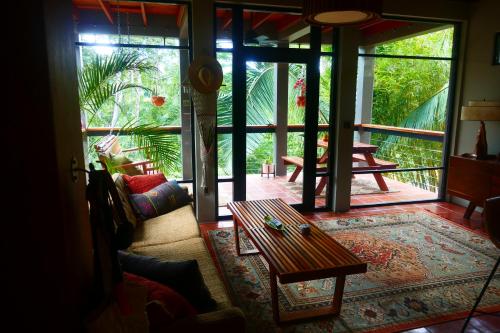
[227,199,367,324]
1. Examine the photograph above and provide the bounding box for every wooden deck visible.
[218,173,438,216]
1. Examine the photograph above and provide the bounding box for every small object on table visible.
[264,215,284,231]
[299,224,311,235]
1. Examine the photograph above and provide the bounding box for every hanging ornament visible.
[151,95,165,107]
[151,73,165,107]
[293,77,306,108]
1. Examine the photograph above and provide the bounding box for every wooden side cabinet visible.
[447,156,500,218]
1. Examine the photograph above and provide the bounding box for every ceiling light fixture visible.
[303,0,382,26]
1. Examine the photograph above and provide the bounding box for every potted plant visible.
[151,95,165,107]
[261,159,275,177]
[151,86,166,107]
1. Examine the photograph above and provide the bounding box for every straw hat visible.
[188,56,223,94]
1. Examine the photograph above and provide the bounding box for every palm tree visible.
[217,62,311,174]
[374,86,449,192]
[79,51,179,174]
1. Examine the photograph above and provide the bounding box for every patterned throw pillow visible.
[123,173,168,194]
[128,180,192,220]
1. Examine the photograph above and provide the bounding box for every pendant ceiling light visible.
[303,0,382,26]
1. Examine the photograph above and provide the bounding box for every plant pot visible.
[296,95,306,107]
[262,163,274,174]
[151,95,165,107]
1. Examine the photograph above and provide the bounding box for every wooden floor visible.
[217,173,438,216]
[200,201,500,333]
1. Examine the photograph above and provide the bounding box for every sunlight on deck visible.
[218,173,437,216]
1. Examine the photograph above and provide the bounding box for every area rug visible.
[208,212,500,332]
[283,176,397,196]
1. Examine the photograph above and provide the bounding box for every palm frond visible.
[121,122,180,175]
[217,91,233,126]
[246,63,275,126]
[376,86,449,169]
[79,51,156,120]
[400,86,448,131]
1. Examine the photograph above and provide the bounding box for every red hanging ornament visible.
[151,95,165,107]
[294,78,306,108]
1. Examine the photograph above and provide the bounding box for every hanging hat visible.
[188,56,223,94]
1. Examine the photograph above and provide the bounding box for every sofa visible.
[112,174,246,332]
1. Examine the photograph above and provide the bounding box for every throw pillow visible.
[118,251,217,313]
[123,173,168,194]
[128,180,193,221]
[123,272,197,331]
[86,278,149,333]
[112,174,138,227]
[110,153,143,176]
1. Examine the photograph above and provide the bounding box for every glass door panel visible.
[245,61,308,206]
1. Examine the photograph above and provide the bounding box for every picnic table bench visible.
[282,140,398,195]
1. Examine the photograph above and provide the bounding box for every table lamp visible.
[461,101,500,160]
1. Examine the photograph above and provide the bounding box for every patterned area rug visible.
[283,177,397,196]
[208,212,500,332]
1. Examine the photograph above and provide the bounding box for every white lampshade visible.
[461,101,500,121]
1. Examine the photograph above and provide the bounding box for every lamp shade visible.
[303,0,382,26]
[461,101,500,121]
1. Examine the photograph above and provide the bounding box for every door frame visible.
[215,4,335,218]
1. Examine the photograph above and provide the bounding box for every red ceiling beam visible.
[359,18,383,30]
[222,17,232,30]
[252,13,273,30]
[97,0,114,24]
[140,3,147,26]
[78,6,142,14]
[176,5,185,28]
[277,16,302,33]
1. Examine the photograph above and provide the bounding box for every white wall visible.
[456,0,500,157]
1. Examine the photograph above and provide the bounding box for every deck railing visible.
[85,123,444,140]
[85,124,445,192]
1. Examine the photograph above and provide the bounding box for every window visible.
[74,2,193,181]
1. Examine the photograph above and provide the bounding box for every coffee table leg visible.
[332,275,346,315]
[234,218,241,256]
[270,266,280,323]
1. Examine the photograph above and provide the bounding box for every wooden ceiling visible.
[72,0,185,27]
[73,1,441,45]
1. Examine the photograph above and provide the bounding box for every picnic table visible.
[282,140,398,195]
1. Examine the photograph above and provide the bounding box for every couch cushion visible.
[119,252,216,313]
[128,180,193,221]
[123,272,197,331]
[131,204,200,248]
[131,237,231,309]
[112,173,137,228]
[123,173,168,194]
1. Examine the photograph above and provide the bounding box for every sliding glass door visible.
[215,5,335,218]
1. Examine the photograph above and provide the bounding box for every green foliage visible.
[369,27,454,192]
[79,47,182,177]
[121,122,181,175]
[79,51,156,124]
[80,41,184,128]
[216,61,315,175]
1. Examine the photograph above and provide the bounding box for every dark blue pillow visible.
[128,180,192,221]
[118,251,217,313]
